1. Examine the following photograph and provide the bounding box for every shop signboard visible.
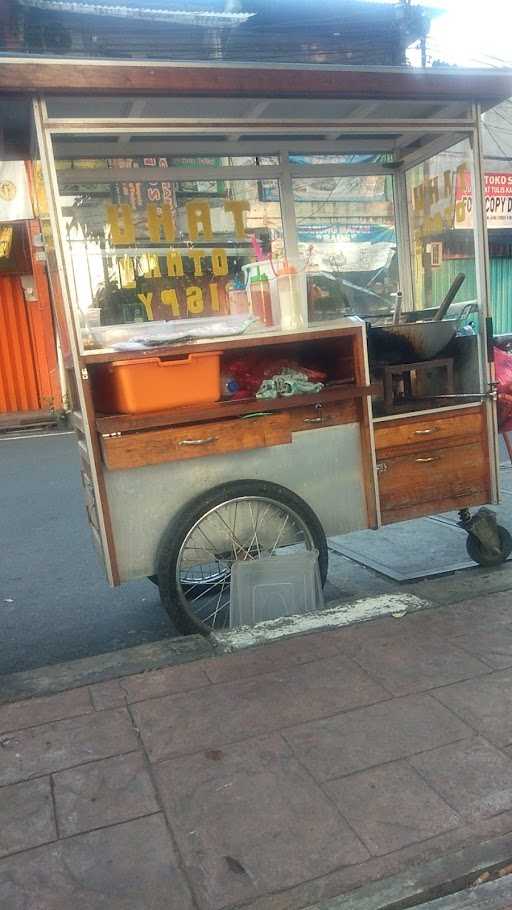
[455,172,512,229]
[0,161,33,222]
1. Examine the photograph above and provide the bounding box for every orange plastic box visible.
[94,351,221,414]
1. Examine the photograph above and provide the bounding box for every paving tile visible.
[326,760,459,856]
[433,669,512,747]
[0,778,56,858]
[53,751,159,836]
[0,814,194,910]
[406,597,512,638]
[335,596,512,649]
[0,708,138,786]
[0,688,92,734]
[89,662,210,709]
[341,625,489,696]
[132,655,387,762]
[283,694,472,781]
[449,626,512,669]
[203,632,339,684]
[156,733,369,910]
[411,737,512,821]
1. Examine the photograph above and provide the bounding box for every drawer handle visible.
[303,416,328,424]
[178,436,217,447]
[415,427,439,435]
[415,456,441,463]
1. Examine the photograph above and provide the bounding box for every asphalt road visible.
[0,430,176,677]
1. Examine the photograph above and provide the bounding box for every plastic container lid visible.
[229,550,324,628]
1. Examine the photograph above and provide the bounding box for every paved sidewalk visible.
[2,592,512,909]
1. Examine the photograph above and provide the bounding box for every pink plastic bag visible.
[494,346,512,432]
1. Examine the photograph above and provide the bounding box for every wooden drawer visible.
[101,412,291,470]
[378,440,489,524]
[374,407,483,456]
[287,399,358,433]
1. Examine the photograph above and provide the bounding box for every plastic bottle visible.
[249,269,273,326]
[220,374,240,397]
[277,262,305,331]
[228,277,249,315]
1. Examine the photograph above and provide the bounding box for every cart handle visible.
[178,436,217,447]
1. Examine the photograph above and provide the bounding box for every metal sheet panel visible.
[0,275,40,413]
[104,424,368,581]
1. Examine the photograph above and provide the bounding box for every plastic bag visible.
[494,346,512,432]
[225,354,326,397]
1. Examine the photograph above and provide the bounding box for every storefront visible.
[0,159,62,422]
[12,62,510,630]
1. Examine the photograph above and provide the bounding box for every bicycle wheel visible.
[157,480,328,635]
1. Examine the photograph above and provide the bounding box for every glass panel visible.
[53,152,285,351]
[291,174,398,320]
[289,153,393,165]
[406,139,478,317]
[366,138,483,418]
[55,153,279,170]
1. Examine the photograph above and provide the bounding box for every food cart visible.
[24,62,512,633]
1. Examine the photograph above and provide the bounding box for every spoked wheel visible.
[157,480,328,635]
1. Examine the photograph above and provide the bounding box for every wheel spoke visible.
[269,513,290,556]
[213,508,256,560]
[248,501,261,558]
[188,578,228,602]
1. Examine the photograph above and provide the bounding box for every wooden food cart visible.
[20,62,512,632]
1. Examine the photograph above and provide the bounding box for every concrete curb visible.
[0,634,215,704]
[0,593,433,703]
[304,833,512,910]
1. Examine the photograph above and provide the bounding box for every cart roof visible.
[1,58,511,110]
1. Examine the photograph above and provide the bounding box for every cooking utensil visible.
[392,290,403,325]
[434,273,466,321]
[368,273,468,364]
[369,319,458,363]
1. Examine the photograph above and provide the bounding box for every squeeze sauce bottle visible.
[249,269,273,326]
[228,277,249,315]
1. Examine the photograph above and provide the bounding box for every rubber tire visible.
[465,525,512,567]
[157,480,329,636]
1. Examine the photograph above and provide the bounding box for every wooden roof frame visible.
[1,57,512,105]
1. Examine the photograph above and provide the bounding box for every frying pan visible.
[368,274,466,364]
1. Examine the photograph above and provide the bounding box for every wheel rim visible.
[175,495,316,631]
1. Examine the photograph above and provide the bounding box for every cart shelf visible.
[81,320,364,365]
[95,383,374,434]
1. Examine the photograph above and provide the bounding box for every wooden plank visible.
[1,61,511,103]
[377,440,489,519]
[95,385,370,434]
[83,323,362,365]
[358,397,379,529]
[381,490,489,525]
[101,412,292,470]
[287,400,358,432]
[79,373,121,583]
[374,407,484,457]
